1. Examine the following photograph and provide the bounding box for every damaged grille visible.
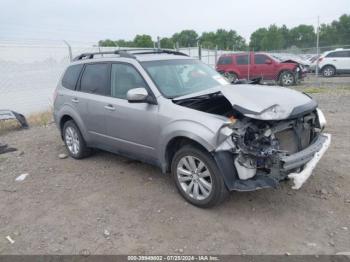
[275,127,311,154]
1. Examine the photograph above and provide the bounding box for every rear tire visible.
[279,71,295,86]
[171,145,229,208]
[63,120,91,159]
[224,72,238,83]
[322,65,336,77]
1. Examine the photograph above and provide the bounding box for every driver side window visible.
[111,63,147,99]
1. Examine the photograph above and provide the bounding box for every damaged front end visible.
[214,108,331,191]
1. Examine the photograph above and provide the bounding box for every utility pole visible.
[315,16,320,78]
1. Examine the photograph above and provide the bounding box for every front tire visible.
[171,145,229,208]
[63,120,91,159]
[322,65,336,77]
[279,71,295,86]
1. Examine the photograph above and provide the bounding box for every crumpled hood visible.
[174,84,317,120]
[221,84,316,120]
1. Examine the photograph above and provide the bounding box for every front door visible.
[103,63,160,162]
[251,54,275,80]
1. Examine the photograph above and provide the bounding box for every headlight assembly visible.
[316,108,327,129]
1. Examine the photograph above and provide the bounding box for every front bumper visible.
[214,133,331,192]
[285,133,331,189]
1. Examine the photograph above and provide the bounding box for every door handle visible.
[104,105,115,111]
[71,98,79,103]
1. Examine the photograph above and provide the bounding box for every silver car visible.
[53,49,331,207]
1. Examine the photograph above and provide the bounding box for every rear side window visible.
[236,55,250,65]
[217,56,233,65]
[62,64,83,90]
[80,63,109,95]
[326,51,349,58]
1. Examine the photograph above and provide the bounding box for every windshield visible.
[270,55,283,62]
[141,59,229,98]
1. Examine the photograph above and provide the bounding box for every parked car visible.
[54,49,331,207]
[308,54,321,73]
[318,48,350,77]
[216,52,306,86]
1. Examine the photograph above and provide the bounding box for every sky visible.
[0,0,349,45]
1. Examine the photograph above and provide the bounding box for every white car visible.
[318,48,350,77]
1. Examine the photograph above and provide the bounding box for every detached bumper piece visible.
[286,133,331,189]
[0,110,29,129]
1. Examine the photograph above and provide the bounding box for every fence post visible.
[198,43,202,60]
[157,36,161,49]
[214,45,218,64]
[176,42,179,51]
[315,16,320,82]
[63,40,73,62]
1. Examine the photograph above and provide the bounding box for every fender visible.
[158,119,219,170]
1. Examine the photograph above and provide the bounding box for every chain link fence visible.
[0,41,349,116]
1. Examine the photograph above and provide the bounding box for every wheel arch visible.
[57,107,89,142]
[162,136,214,173]
[321,64,336,73]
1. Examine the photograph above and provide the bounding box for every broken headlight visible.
[316,108,326,129]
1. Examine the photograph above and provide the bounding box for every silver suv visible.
[54,49,331,207]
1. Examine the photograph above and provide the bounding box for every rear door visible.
[326,51,349,70]
[234,53,251,79]
[252,54,276,80]
[77,63,110,144]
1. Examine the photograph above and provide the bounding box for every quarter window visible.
[80,63,109,95]
[236,55,250,65]
[111,64,147,99]
[62,64,83,90]
[217,56,233,65]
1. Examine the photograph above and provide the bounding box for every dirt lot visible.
[0,88,349,255]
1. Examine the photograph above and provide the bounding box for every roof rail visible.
[72,48,188,61]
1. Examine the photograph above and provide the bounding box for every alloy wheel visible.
[176,156,212,201]
[323,67,334,77]
[65,126,80,155]
[282,73,294,86]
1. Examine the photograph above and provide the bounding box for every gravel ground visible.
[0,90,349,255]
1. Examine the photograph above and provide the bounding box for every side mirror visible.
[265,59,272,64]
[127,88,156,104]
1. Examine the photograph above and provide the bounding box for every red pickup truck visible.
[216,52,306,86]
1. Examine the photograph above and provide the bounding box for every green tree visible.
[98,39,117,47]
[115,39,134,47]
[249,28,268,51]
[172,30,198,47]
[289,25,315,48]
[160,37,174,49]
[215,29,247,50]
[334,14,350,44]
[199,29,246,50]
[200,31,217,49]
[250,25,286,51]
[133,34,154,48]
